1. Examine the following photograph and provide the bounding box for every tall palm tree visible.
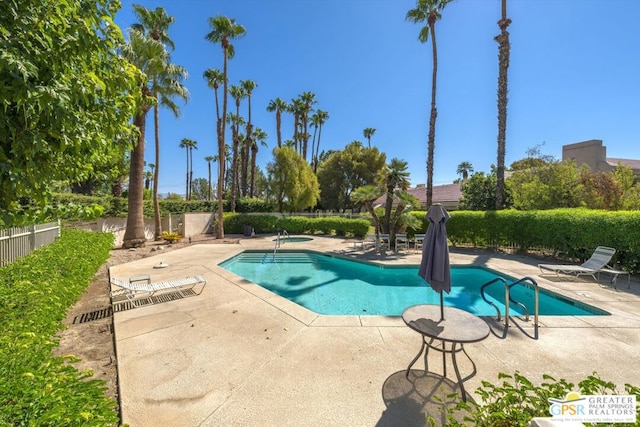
[132,5,188,241]
[289,97,306,155]
[204,155,215,201]
[495,0,511,209]
[189,139,198,199]
[456,161,474,181]
[311,109,329,173]
[120,29,170,248]
[298,91,317,160]
[249,127,268,197]
[179,138,190,199]
[203,68,224,142]
[406,0,452,208]
[363,127,376,148]
[205,15,246,238]
[266,97,289,148]
[240,79,257,196]
[227,82,245,212]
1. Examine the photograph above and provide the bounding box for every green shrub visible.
[221,214,370,238]
[0,229,118,426]
[440,371,640,427]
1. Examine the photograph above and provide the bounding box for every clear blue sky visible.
[114,0,640,196]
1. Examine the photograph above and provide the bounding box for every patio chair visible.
[108,267,207,307]
[538,246,616,281]
[395,234,409,252]
[413,234,425,253]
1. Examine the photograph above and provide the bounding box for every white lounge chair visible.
[108,268,207,307]
[538,246,616,281]
[413,234,425,253]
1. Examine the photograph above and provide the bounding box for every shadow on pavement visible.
[377,370,471,427]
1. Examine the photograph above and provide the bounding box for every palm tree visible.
[456,161,474,181]
[179,138,197,199]
[249,127,268,197]
[179,138,190,198]
[363,127,376,148]
[266,97,289,148]
[289,97,306,155]
[189,139,198,199]
[120,29,170,248]
[144,170,153,190]
[495,0,511,209]
[310,109,329,173]
[203,68,224,142]
[298,91,317,160]
[352,185,385,236]
[381,158,411,237]
[205,15,246,238]
[132,5,188,240]
[204,155,215,201]
[406,0,452,208]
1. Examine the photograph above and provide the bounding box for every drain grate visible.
[73,307,113,324]
[111,289,198,312]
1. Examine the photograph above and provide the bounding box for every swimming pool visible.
[219,250,609,317]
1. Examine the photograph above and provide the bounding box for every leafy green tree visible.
[0,0,139,226]
[190,178,211,200]
[507,160,582,210]
[266,146,319,212]
[316,142,386,212]
[406,0,453,207]
[205,15,246,238]
[459,167,512,210]
[132,4,188,241]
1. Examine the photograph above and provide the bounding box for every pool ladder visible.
[272,230,291,257]
[480,276,539,334]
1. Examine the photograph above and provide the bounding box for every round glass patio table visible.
[402,304,490,401]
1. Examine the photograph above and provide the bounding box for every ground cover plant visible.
[433,371,640,427]
[0,229,118,426]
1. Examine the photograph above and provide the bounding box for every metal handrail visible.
[508,277,539,332]
[480,277,510,326]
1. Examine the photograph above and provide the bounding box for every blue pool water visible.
[219,250,609,316]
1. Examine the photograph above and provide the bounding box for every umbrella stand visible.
[439,293,444,321]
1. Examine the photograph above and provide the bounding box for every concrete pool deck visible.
[110,235,640,426]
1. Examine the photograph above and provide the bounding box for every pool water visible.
[219,250,609,317]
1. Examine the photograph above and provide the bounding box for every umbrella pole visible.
[440,293,444,320]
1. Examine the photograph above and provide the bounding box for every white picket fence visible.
[0,221,61,267]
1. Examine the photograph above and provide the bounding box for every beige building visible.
[562,139,640,176]
[374,183,462,211]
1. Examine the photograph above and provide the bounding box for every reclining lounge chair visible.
[538,246,616,282]
[108,267,207,307]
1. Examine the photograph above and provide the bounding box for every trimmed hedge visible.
[0,229,118,426]
[222,214,371,238]
[407,209,640,274]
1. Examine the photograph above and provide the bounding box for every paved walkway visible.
[110,235,640,426]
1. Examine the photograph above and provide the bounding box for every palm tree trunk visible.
[426,20,439,208]
[207,161,212,201]
[495,0,511,210]
[217,45,228,238]
[249,144,257,197]
[153,100,162,240]
[123,111,149,248]
[276,110,282,148]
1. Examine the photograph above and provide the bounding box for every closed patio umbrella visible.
[418,204,451,320]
